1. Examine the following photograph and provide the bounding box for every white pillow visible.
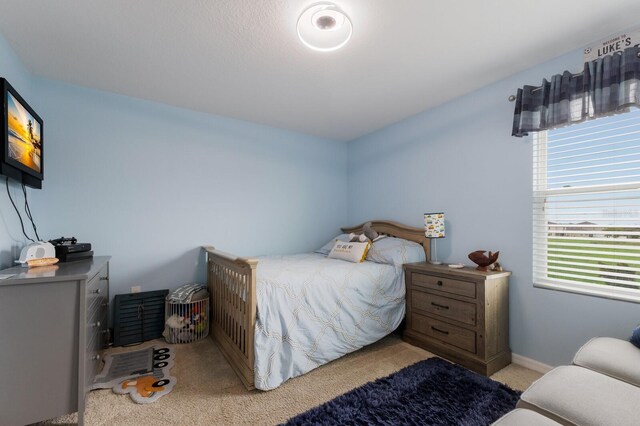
[327,240,371,263]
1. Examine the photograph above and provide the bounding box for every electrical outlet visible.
[130,286,141,293]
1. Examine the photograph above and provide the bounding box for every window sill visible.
[534,279,640,304]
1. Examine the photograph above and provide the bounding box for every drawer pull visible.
[101,329,109,335]
[431,326,449,335]
[91,354,101,361]
[101,302,109,308]
[99,276,108,281]
[437,280,443,286]
[90,321,101,328]
[431,302,450,310]
[94,288,102,294]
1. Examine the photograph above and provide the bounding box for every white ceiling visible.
[1,1,640,141]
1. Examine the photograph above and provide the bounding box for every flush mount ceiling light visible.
[297,3,353,52]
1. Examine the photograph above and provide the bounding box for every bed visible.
[203,220,430,390]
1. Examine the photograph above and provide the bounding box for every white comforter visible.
[253,253,405,390]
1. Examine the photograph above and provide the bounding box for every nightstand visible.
[403,262,511,376]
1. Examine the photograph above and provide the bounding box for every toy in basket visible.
[163,283,210,344]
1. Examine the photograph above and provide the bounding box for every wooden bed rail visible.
[202,246,258,389]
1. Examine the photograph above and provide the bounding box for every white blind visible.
[533,108,640,301]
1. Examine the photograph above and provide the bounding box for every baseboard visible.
[511,353,553,374]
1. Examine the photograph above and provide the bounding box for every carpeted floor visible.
[46,335,541,425]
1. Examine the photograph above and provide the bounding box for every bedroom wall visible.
[3,27,635,368]
[347,47,640,367]
[0,34,34,269]
[25,77,347,299]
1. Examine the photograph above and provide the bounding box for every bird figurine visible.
[468,250,500,271]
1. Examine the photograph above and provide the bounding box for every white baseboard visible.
[511,353,554,374]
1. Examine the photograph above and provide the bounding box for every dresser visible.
[403,262,511,376]
[0,256,110,426]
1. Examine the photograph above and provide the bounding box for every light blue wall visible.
[347,48,639,367]
[27,77,347,298]
[0,31,347,306]
[0,34,34,268]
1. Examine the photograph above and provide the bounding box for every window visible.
[533,108,640,302]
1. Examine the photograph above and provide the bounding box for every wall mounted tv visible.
[0,78,43,189]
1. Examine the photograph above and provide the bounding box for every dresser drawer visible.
[85,344,102,389]
[412,273,476,298]
[85,312,107,390]
[86,310,105,341]
[411,313,476,354]
[88,292,107,319]
[412,290,477,326]
[86,312,108,350]
[87,294,108,320]
[87,265,109,292]
[86,280,108,311]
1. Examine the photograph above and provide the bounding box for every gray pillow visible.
[315,233,350,255]
[366,237,426,265]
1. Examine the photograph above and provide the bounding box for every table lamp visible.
[424,212,445,264]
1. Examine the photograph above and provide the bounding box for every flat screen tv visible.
[0,78,43,188]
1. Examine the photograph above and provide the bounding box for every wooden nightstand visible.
[403,262,511,376]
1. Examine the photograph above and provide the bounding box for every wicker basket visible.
[164,297,209,344]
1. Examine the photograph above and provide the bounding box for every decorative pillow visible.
[366,237,426,266]
[315,233,350,255]
[631,325,640,349]
[327,240,371,263]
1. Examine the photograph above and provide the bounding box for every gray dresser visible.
[0,256,110,426]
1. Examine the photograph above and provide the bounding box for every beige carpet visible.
[47,335,541,425]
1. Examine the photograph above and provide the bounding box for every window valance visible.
[512,45,640,137]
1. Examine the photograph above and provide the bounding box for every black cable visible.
[22,182,41,241]
[5,176,34,242]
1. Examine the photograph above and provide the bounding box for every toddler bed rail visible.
[203,220,429,390]
[203,246,258,389]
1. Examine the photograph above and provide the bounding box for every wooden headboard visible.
[342,220,430,261]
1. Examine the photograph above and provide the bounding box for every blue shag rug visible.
[283,357,520,425]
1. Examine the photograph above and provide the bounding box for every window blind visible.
[533,108,640,302]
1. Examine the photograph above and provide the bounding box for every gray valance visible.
[512,45,640,137]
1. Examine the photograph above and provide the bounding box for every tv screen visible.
[7,91,42,173]
[1,78,43,188]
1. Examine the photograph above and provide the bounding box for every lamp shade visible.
[424,212,445,238]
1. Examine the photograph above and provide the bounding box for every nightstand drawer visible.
[412,273,476,298]
[412,290,476,326]
[411,313,476,354]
